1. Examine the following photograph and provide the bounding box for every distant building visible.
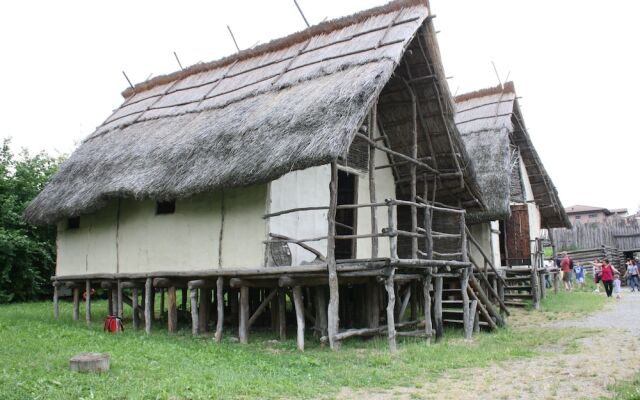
[565,205,628,225]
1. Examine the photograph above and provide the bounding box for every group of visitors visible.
[552,253,640,299]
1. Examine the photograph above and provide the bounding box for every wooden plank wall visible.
[550,217,640,252]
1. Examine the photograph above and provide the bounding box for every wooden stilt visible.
[467,286,497,330]
[160,288,165,318]
[292,286,305,351]
[85,280,91,323]
[422,274,433,343]
[239,286,249,344]
[248,289,277,327]
[53,282,60,319]
[368,105,379,258]
[199,288,211,333]
[385,270,397,352]
[215,277,224,342]
[72,287,80,321]
[399,286,411,322]
[145,278,152,334]
[108,287,114,315]
[366,279,380,329]
[190,286,199,336]
[327,161,340,350]
[434,275,443,341]
[410,281,418,322]
[314,287,328,336]
[132,287,139,329]
[168,286,177,333]
[278,288,287,341]
[117,280,123,319]
[460,268,472,339]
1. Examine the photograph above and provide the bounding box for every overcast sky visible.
[1,0,638,212]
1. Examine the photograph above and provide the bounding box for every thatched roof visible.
[25,0,483,225]
[454,82,570,228]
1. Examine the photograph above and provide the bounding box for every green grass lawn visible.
[0,293,601,400]
[607,374,640,400]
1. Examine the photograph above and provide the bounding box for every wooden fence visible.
[550,218,640,252]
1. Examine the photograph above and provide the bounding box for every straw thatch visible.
[25,0,483,225]
[454,82,570,228]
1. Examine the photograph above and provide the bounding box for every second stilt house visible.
[455,82,570,305]
[25,0,491,349]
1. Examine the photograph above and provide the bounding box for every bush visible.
[0,139,63,302]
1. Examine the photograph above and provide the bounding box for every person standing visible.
[593,258,603,293]
[624,259,639,292]
[574,263,585,290]
[614,273,622,299]
[561,252,572,291]
[600,259,619,298]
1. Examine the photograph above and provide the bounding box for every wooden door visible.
[504,204,531,266]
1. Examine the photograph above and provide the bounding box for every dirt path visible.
[338,292,640,400]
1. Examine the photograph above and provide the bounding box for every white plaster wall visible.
[269,165,330,266]
[356,139,395,259]
[221,185,268,269]
[518,154,542,253]
[490,220,502,268]
[56,186,268,276]
[468,223,493,268]
[56,201,118,276]
[117,194,221,273]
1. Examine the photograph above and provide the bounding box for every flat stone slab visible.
[69,352,110,373]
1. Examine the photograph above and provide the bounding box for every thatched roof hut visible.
[454,82,569,228]
[25,0,483,226]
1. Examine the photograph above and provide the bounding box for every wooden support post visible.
[409,85,418,259]
[72,287,80,321]
[423,181,433,259]
[190,286,199,336]
[327,161,340,350]
[145,278,152,334]
[468,274,505,327]
[399,286,411,322]
[248,289,277,328]
[117,280,123,319]
[385,270,397,353]
[132,287,139,329]
[314,287,328,337]
[292,286,305,351]
[467,285,498,330]
[434,275,443,341]
[53,282,60,319]
[368,105,379,258]
[553,271,559,294]
[160,288,165,318]
[239,286,249,344]
[107,286,113,315]
[167,286,177,333]
[199,288,211,333]
[366,279,380,329]
[422,273,433,343]
[468,300,478,338]
[460,268,472,339]
[215,277,224,342]
[85,280,91,323]
[278,288,287,341]
[410,281,418,321]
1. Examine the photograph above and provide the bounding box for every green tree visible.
[0,139,63,302]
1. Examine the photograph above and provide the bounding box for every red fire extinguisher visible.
[104,315,124,333]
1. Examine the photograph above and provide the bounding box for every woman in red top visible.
[600,259,619,298]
